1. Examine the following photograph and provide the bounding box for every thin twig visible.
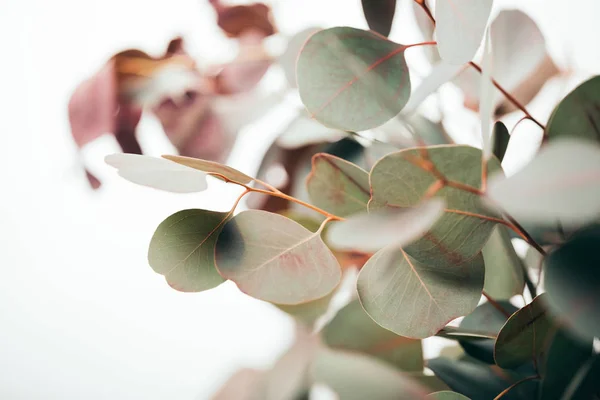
[493,375,540,400]
[483,290,511,318]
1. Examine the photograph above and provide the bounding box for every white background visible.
[1,0,599,399]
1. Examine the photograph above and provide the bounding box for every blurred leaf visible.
[148,209,228,292]
[215,210,341,304]
[306,154,370,217]
[279,27,321,88]
[560,354,600,400]
[402,62,464,114]
[482,226,525,300]
[276,112,344,149]
[435,0,493,65]
[539,328,593,400]
[361,0,396,37]
[546,75,600,143]
[162,155,252,183]
[310,348,430,400]
[487,139,600,226]
[370,145,503,265]
[427,357,539,400]
[545,226,600,340]
[105,154,208,193]
[357,249,484,338]
[479,29,493,160]
[325,198,445,253]
[458,301,518,364]
[211,368,265,400]
[323,299,424,372]
[297,27,411,131]
[454,10,558,116]
[412,374,451,393]
[492,122,510,162]
[411,0,440,64]
[210,1,276,38]
[494,293,555,369]
[276,289,335,327]
[426,392,470,400]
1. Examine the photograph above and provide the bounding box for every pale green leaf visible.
[482,226,525,300]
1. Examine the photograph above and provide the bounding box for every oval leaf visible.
[161,154,253,183]
[215,210,341,305]
[370,145,503,265]
[357,248,484,338]
[426,391,470,400]
[482,226,525,300]
[297,27,411,131]
[326,198,445,252]
[306,153,370,217]
[148,209,228,292]
[361,0,397,37]
[546,75,600,143]
[323,299,424,372]
[105,153,208,193]
[494,293,555,369]
[545,226,600,340]
[492,121,510,162]
[435,0,493,65]
[487,139,600,225]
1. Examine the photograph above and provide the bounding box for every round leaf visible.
[161,154,253,183]
[297,27,411,131]
[546,75,600,143]
[105,153,208,193]
[370,145,503,265]
[306,153,370,217]
[545,226,600,340]
[435,0,493,65]
[357,248,485,338]
[215,210,341,305]
[326,198,445,253]
[487,139,600,225]
[494,293,555,369]
[323,299,424,372]
[148,209,228,292]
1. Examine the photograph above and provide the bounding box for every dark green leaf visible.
[370,145,503,265]
[458,301,517,364]
[306,153,370,217]
[427,357,539,400]
[492,121,510,162]
[310,348,430,400]
[540,328,593,400]
[545,225,600,339]
[357,248,484,338]
[148,209,228,292]
[546,76,600,143]
[494,294,555,369]
[323,299,424,372]
[297,27,411,131]
[161,155,253,183]
[215,210,341,305]
[361,0,396,37]
[426,391,470,400]
[487,139,600,225]
[482,226,525,300]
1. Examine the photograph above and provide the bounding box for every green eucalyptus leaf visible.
[492,121,510,162]
[323,299,424,372]
[361,0,396,37]
[546,75,600,143]
[357,248,484,338]
[494,294,555,369]
[310,348,430,400]
[370,145,503,265]
[215,210,341,305]
[545,225,600,339]
[297,27,411,131]
[276,289,335,327]
[148,209,228,292]
[427,357,539,400]
[487,139,600,225]
[482,226,525,300]
[306,153,370,217]
[458,301,518,364]
[161,155,253,184]
[426,391,470,400]
[539,328,593,400]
